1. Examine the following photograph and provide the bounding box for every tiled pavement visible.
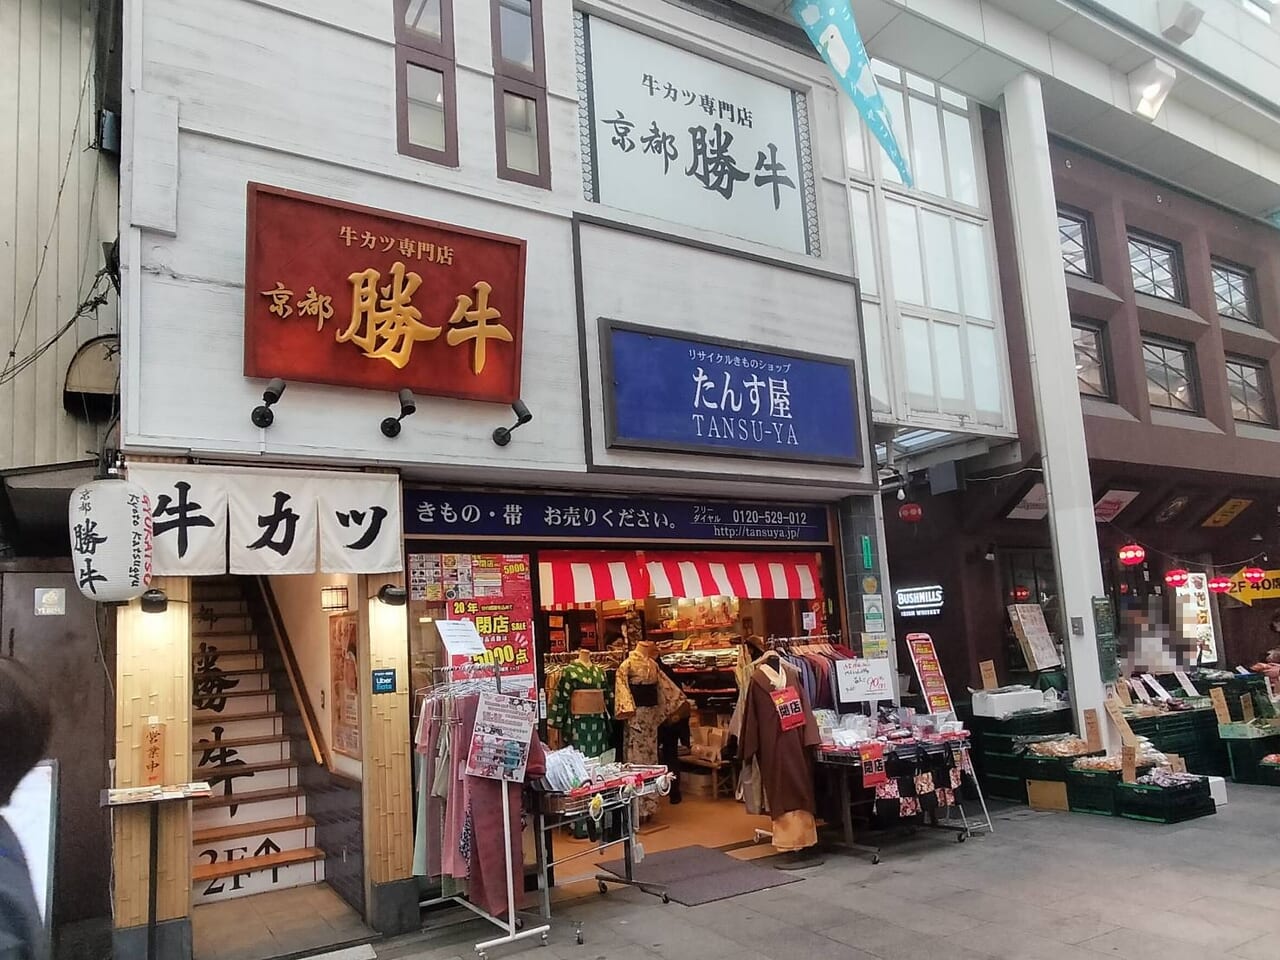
[374,784,1280,960]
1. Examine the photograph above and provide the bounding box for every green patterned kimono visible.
[547,661,613,758]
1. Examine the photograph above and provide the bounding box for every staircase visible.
[190,577,325,904]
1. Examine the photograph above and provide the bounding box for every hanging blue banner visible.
[602,320,861,466]
[791,1,913,187]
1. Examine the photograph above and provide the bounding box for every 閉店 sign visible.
[579,15,816,254]
[244,184,526,402]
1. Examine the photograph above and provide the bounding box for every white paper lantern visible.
[68,479,154,602]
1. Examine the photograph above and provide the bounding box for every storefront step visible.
[193,650,263,672]
[193,759,298,794]
[194,691,276,718]
[192,599,249,617]
[193,712,284,741]
[192,847,326,905]
[192,785,307,830]
[191,631,258,652]
[193,733,291,765]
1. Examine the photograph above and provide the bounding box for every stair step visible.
[193,814,315,846]
[193,616,254,636]
[193,714,284,742]
[193,634,257,653]
[194,692,275,717]
[193,651,263,672]
[192,599,248,616]
[194,784,301,811]
[193,670,269,693]
[193,732,289,750]
[191,588,247,602]
[193,848,325,904]
[195,732,290,766]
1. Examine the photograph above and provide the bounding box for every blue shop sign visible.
[372,669,397,694]
[403,489,831,544]
[601,320,862,466]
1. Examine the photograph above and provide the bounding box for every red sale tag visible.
[859,742,887,786]
[770,687,806,731]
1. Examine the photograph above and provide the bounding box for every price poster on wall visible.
[465,693,537,782]
[420,553,536,696]
[906,633,954,715]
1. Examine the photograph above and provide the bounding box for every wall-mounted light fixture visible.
[251,378,287,428]
[321,585,350,612]
[380,388,416,438]
[140,588,169,614]
[376,584,408,606]
[1158,0,1204,43]
[1128,58,1176,121]
[983,543,997,562]
[492,399,533,447]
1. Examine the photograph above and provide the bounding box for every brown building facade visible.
[886,111,1280,691]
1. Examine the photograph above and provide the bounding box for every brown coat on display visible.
[739,657,821,823]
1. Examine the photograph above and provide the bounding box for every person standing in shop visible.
[0,657,52,960]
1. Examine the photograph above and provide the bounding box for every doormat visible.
[598,844,800,906]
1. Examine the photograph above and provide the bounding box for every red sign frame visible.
[243,183,526,403]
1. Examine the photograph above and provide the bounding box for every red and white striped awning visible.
[538,552,647,606]
[646,552,820,600]
[537,550,822,605]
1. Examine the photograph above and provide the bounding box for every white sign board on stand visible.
[836,657,895,703]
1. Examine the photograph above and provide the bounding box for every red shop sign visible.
[243,183,527,402]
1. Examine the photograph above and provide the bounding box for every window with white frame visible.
[841,62,1007,428]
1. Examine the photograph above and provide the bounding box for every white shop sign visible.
[580,15,814,254]
[128,463,402,576]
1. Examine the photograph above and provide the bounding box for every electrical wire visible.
[968,465,1043,484]
[1102,520,1270,571]
[0,268,111,388]
[1,27,99,380]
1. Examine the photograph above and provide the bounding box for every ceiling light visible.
[1128,58,1176,121]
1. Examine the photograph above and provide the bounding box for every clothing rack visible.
[544,650,624,667]
[416,664,552,959]
[765,632,842,648]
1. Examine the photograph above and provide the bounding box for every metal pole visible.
[147,802,159,960]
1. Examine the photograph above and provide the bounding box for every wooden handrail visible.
[253,576,330,770]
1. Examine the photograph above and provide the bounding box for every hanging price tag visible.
[770,687,806,731]
[858,742,887,787]
[1104,697,1138,747]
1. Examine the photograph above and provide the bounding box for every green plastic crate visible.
[1116,778,1214,824]
[1258,762,1280,787]
[1226,735,1280,784]
[981,751,1025,779]
[1023,751,1104,782]
[983,773,1027,804]
[1065,768,1119,816]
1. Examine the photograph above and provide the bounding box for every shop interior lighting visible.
[983,543,996,562]
[376,584,408,606]
[251,378,287,428]
[380,388,416,439]
[1128,58,1177,121]
[140,588,168,614]
[492,399,533,447]
[320,585,349,612]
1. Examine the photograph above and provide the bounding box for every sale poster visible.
[441,553,536,697]
[836,657,895,703]
[329,612,361,759]
[465,693,537,782]
[906,633,954,716]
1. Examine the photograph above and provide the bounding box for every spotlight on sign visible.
[251,378,287,429]
[376,584,408,606]
[492,399,533,447]
[381,388,417,438]
[140,588,168,614]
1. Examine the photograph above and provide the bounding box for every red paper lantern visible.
[1118,543,1146,566]
[1009,585,1031,602]
[1243,567,1266,586]
[898,502,923,524]
[1208,575,1233,594]
[1164,568,1190,589]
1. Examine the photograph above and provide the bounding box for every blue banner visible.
[791,1,913,187]
[403,489,832,544]
[602,321,861,465]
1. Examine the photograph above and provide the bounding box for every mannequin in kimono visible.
[547,647,612,758]
[615,641,686,817]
